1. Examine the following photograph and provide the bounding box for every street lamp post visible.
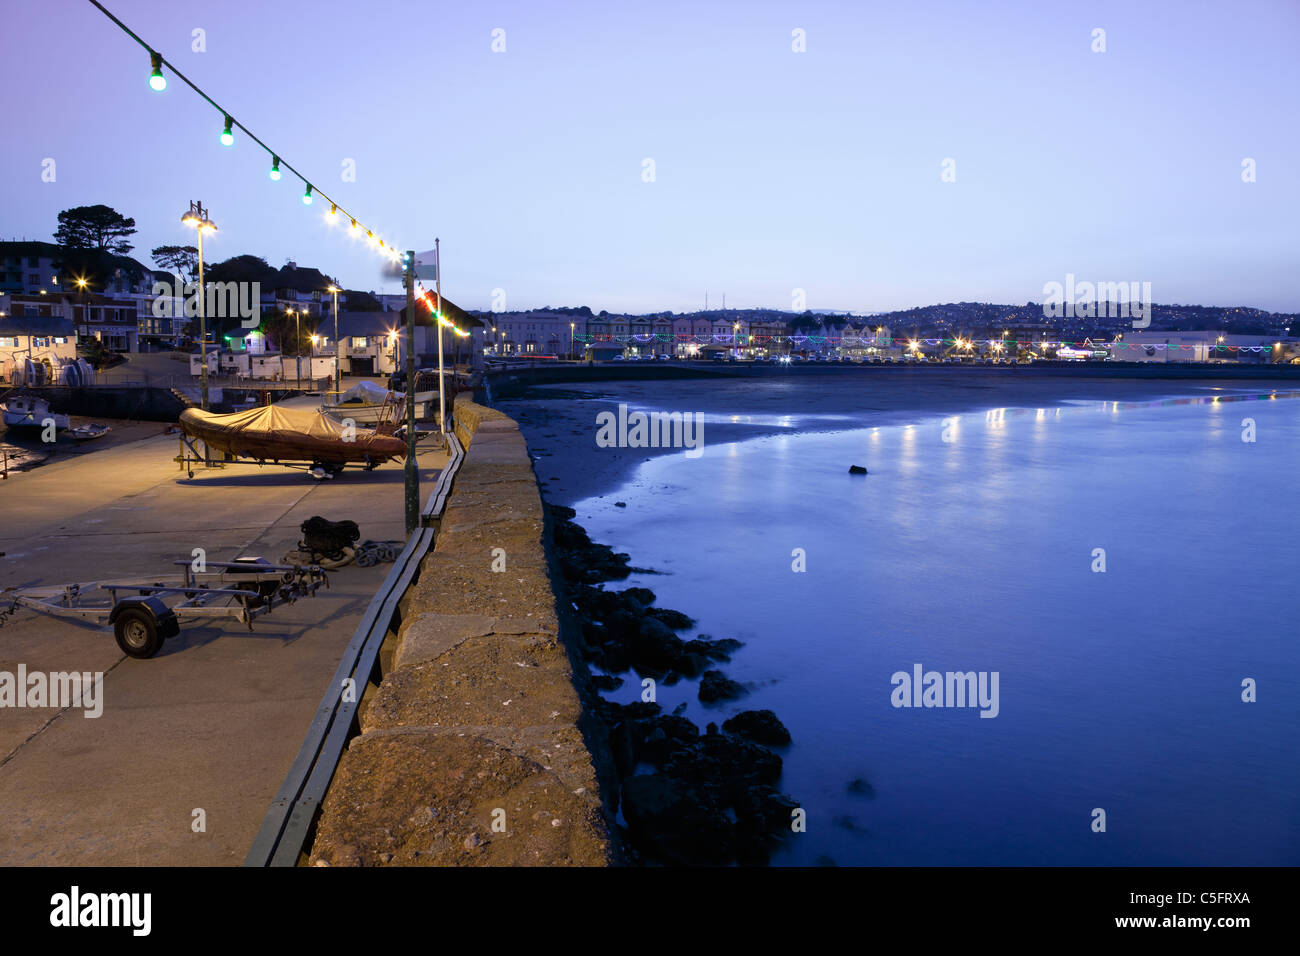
[328,285,341,394]
[180,201,216,409]
[293,308,302,389]
[74,277,89,343]
[570,321,575,361]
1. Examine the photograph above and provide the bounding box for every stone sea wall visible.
[308,397,613,866]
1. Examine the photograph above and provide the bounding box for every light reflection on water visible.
[575,393,1300,865]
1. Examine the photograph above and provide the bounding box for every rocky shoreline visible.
[548,503,800,865]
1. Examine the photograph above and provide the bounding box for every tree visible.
[259,309,316,355]
[150,245,204,284]
[54,204,137,254]
[343,289,383,312]
[206,254,275,285]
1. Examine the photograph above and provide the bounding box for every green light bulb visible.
[148,53,166,92]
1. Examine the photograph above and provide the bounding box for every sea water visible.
[573,392,1300,865]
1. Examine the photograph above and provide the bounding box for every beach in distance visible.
[501,370,1299,505]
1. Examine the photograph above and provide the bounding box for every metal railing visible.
[243,428,466,867]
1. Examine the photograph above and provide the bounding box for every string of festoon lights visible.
[414,283,470,338]
[87,0,441,293]
[575,333,1277,352]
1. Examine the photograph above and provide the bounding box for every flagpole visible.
[435,238,446,437]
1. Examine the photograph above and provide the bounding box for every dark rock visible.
[610,722,637,776]
[597,699,661,724]
[734,785,801,863]
[620,775,735,866]
[847,777,875,798]
[848,465,868,475]
[722,709,792,746]
[665,733,783,796]
[589,674,623,692]
[604,608,641,643]
[639,727,668,764]
[677,653,708,678]
[645,607,696,630]
[832,815,869,835]
[628,616,688,672]
[620,587,657,609]
[582,621,611,646]
[594,641,632,674]
[653,715,700,746]
[699,669,747,703]
[614,501,627,508]
[684,637,743,661]
[671,702,687,716]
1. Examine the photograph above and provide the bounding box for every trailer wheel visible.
[114,607,163,659]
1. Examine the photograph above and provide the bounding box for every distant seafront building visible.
[489,310,584,356]
[1112,330,1286,363]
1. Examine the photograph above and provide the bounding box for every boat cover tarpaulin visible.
[334,381,397,406]
[179,405,406,464]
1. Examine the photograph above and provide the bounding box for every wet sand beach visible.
[499,369,1298,504]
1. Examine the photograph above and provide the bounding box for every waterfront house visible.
[0,301,76,384]
[335,312,401,376]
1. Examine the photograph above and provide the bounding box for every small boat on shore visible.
[1,392,71,431]
[69,423,112,442]
[321,381,437,426]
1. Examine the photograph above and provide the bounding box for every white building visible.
[334,312,401,376]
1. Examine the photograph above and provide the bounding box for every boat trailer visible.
[0,557,328,659]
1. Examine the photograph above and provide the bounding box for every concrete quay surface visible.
[308,399,612,866]
[0,421,448,865]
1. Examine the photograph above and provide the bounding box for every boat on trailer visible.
[177,403,408,478]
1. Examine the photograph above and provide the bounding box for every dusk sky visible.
[4,0,1297,314]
